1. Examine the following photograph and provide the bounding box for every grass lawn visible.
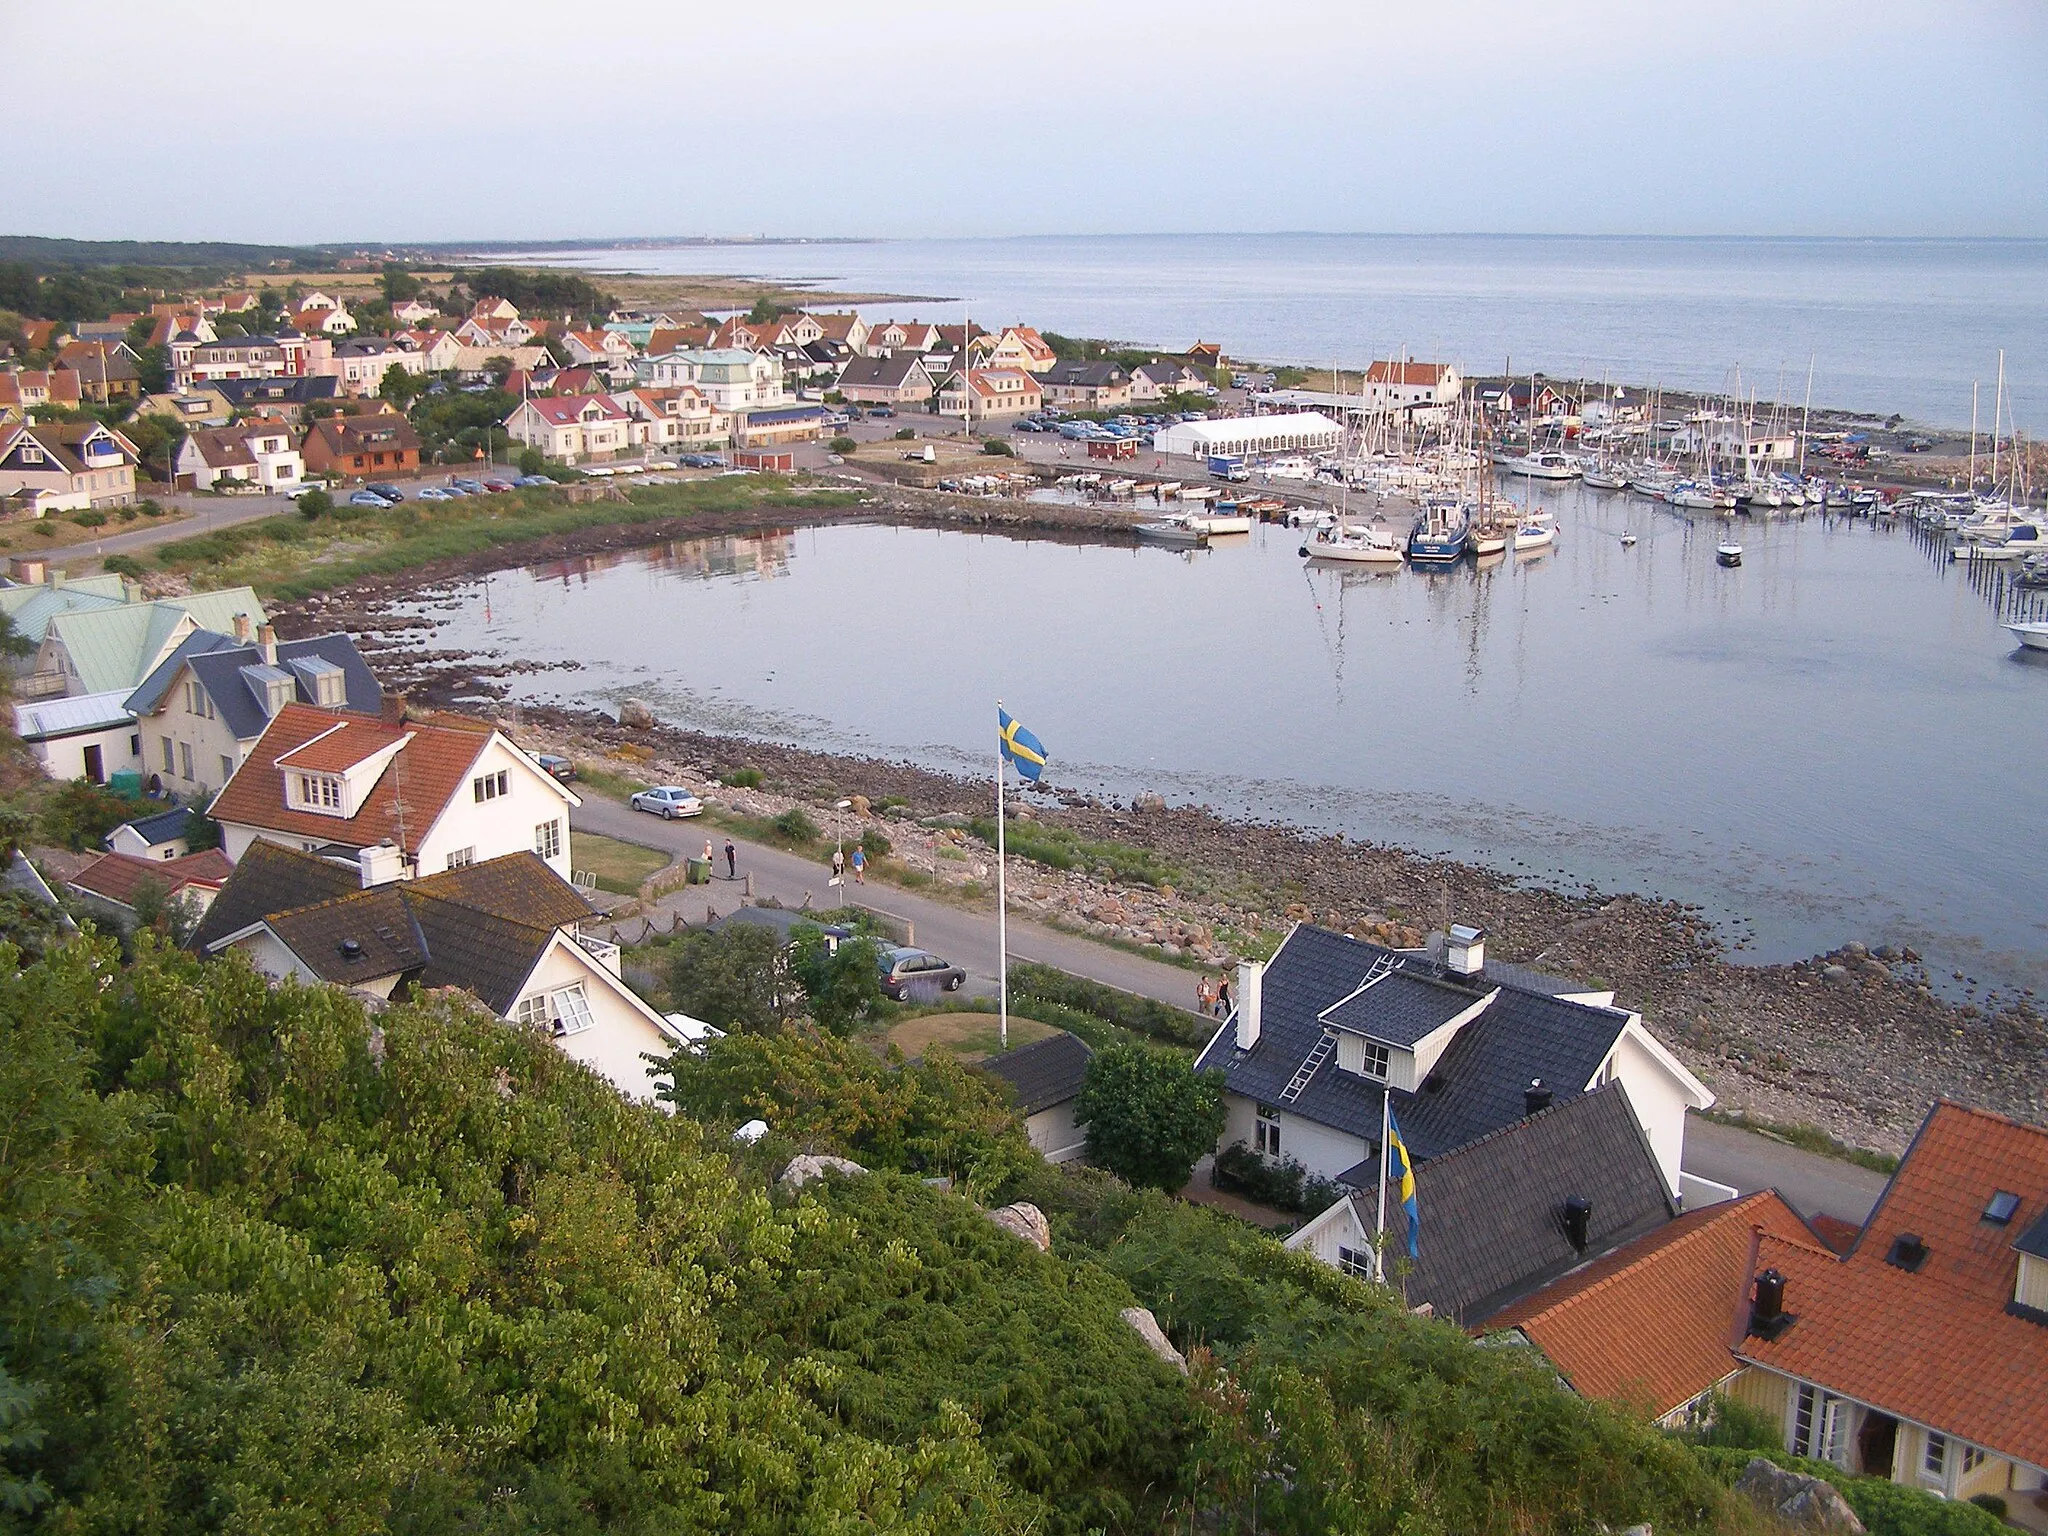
[884,1010,1059,1063]
[570,831,671,894]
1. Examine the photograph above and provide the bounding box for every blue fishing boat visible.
[1406,504,1471,565]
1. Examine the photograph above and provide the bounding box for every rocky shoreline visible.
[271,495,2046,1158]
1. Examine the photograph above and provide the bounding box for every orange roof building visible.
[1484,1191,1819,1426]
[1730,1102,2048,1501]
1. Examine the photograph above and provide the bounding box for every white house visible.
[502,393,635,463]
[172,423,303,492]
[981,1032,1093,1163]
[191,843,684,1102]
[12,689,143,785]
[635,348,787,412]
[1363,360,1463,421]
[613,388,728,451]
[208,703,579,883]
[1192,923,1712,1200]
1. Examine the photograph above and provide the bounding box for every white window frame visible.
[549,983,593,1037]
[1255,1103,1282,1159]
[534,818,562,861]
[445,847,475,870]
[472,769,509,803]
[1335,1244,1373,1280]
[1922,1430,1947,1485]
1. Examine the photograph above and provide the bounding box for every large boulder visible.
[1120,1306,1188,1375]
[618,697,656,729]
[1733,1458,1864,1534]
[778,1154,867,1189]
[986,1201,1051,1251]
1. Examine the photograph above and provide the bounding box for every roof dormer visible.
[273,721,411,820]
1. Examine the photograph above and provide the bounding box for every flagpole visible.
[995,700,1008,1051]
[1375,1091,1391,1283]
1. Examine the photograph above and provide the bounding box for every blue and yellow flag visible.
[998,707,1047,783]
[1387,1108,1420,1258]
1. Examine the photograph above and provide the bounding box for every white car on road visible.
[629,785,704,819]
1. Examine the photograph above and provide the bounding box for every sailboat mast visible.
[1969,380,1979,493]
[1799,357,1814,479]
[1992,350,2005,494]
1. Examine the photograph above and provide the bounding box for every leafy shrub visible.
[788,928,883,1036]
[723,766,763,789]
[981,438,1013,456]
[70,509,107,528]
[1686,1390,1782,1450]
[1009,960,1207,1047]
[828,436,856,454]
[859,826,891,858]
[38,780,139,851]
[1969,1495,2007,1520]
[1692,1446,2006,1536]
[100,554,144,579]
[895,427,916,440]
[136,497,165,517]
[1211,1140,1344,1216]
[772,807,818,843]
[296,488,333,520]
[1075,1042,1226,1192]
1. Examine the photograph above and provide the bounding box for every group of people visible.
[829,845,867,885]
[1196,972,1235,1019]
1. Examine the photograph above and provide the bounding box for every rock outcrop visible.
[1119,1306,1188,1374]
[778,1154,867,1188]
[985,1201,1051,1251]
[1733,1458,1864,1534]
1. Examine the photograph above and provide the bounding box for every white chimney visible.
[1234,959,1264,1050]
[1447,923,1486,977]
[357,840,404,888]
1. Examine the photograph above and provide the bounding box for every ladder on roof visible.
[1280,1030,1337,1103]
[1359,951,1401,991]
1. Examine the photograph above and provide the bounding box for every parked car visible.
[629,785,703,819]
[513,474,554,487]
[416,486,455,501]
[347,489,391,508]
[877,946,967,1001]
[451,477,486,494]
[365,484,405,503]
[483,478,515,492]
[534,753,577,782]
[870,405,895,418]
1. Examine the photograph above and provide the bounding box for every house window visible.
[179,742,193,780]
[550,983,593,1036]
[445,847,475,870]
[1960,1443,1984,1474]
[1923,1432,1947,1481]
[1335,1245,1373,1280]
[1255,1104,1282,1159]
[220,755,233,784]
[162,738,175,773]
[1791,1385,1817,1456]
[292,771,342,810]
[534,818,562,861]
[473,769,509,803]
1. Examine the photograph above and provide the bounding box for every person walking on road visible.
[831,847,845,883]
[724,838,737,879]
[850,845,866,885]
[1217,973,1234,1018]
[1196,976,1215,1015]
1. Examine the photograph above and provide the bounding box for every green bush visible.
[38,780,140,851]
[136,498,164,517]
[1969,1495,2007,1520]
[100,554,144,578]
[828,436,856,454]
[981,438,1013,456]
[895,427,916,441]
[969,815,1179,888]
[1075,1042,1226,1192]
[70,509,107,528]
[1210,1140,1344,1216]
[517,446,544,476]
[295,488,333,520]
[722,766,763,789]
[772,806,819,843]
[859,826,891,858]
[1692,1446,2006,1536]
[1009,960,1208,1047]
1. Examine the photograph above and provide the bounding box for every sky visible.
[6,0,2047,244]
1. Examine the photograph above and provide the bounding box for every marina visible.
[378,488,2048,1001]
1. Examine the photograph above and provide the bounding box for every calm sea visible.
[386,498,2048,996]
[488,234,2048,431]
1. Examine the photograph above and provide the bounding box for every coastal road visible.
[1681,1115,1890,1226]
[573,796,1888,1223]
[570,795,1220,1017]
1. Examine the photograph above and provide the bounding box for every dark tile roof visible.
[1356,1084,1675,1326]
[1194,925,1633,1160]
[209,375,340,408]
[839,354,931,390]
[406,896,554,1013]
[2018,1208,2048,1262]
[1321,967,1482,1047]
[177,634,380,742]
[124,628,242,717]
[409,852,594,930]
[69,849,233,906]
[268,885,427,984]
[114,805,198,847]
[981,1031,1093,1115]
[1043,360,1127,388]
[190,840,360,952]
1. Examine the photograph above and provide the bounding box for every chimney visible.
[357,840,405,888]
[1562,1196,1593,1252]
[1748,1267,1792,1338]
[1524,1078,1553,1116]
[1233,959,1264,1050]
[258,623,277,666]
[1446,922,1486,977]
[232,612,254,644]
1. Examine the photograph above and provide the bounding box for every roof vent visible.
[1562,1196,1593,1252]
[1446,922,1486,976]
[1524,1078,1553,1116]
[339,938,363,960]
[1886,1233,1929,1272]
[1748,1268,1794,1339]
[1984,1191,2021,1226]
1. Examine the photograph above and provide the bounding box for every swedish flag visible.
[998,708,1047,783]
[1388,1108,1420,1258]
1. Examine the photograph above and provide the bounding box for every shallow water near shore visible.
[382,492,2048,995]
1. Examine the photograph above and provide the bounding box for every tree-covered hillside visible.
[1,934,1759,1534]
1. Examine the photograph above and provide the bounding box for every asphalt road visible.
[572,794,1889,1224]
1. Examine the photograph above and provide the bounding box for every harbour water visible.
[490,233,2048,430]
[386,493,2048,995]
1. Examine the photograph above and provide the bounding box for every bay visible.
[386,494,2048,996]
[487,233,2048,431]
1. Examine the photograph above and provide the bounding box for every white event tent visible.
[1153,412,1341,458]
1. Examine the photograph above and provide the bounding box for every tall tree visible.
[1075,1043,1226,1193]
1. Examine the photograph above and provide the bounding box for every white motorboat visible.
[2005,621,2048,652]
[1514,511,1558,552]
[1135,518,1207,548]
[1619,531,1639,547]
[1716,542,1743,567]
[1185,504,1253,535]
[1504,450,1582,481]
[1670,481,1724,510]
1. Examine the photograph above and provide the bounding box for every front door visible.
[1858,1412,1899,1478]
[82,744,104,784]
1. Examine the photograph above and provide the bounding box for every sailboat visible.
[1514,508,1559,552]
[1303,402,1403,564]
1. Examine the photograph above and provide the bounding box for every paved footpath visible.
[572,795,1891,1224]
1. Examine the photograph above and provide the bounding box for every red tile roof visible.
[68,849,234,907]
[1484,1191,1817,1419]
[274,717,410,773]
[1366,360,1452,386]
[210,704,492,852]
[1734,1101,2048,1466]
